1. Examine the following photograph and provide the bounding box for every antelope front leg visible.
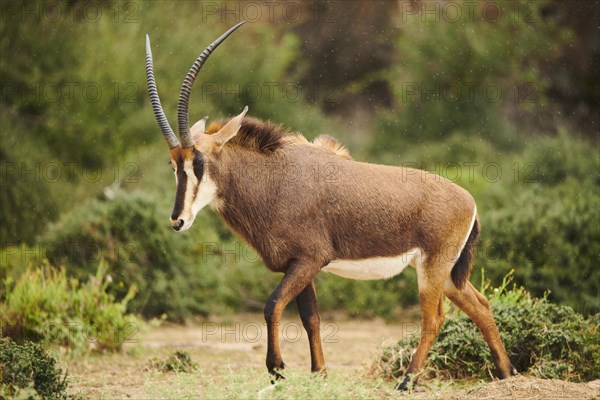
[264,259,321,379]
[296,281,326,375]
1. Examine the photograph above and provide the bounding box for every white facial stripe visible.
[183,158,197,213]
[191,173,218,215]
[178,160,218,232]
[323,249,421,280]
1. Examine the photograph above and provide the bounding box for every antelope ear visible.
[191,116,209,135]
[211,106,248,152]
[191,116,209,143]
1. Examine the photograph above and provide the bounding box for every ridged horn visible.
[145,34,179,149]
[177,21,246,148]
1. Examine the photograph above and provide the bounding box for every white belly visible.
[322,248,421,280]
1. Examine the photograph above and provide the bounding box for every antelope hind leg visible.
[444,280,517,378]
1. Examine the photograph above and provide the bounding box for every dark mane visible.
[208,117,289,154]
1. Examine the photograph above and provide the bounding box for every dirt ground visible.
[66,313,599,399]
[139,312,408,370]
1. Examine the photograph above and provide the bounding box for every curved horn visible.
[177,21,246,148]
[145,35,179,149]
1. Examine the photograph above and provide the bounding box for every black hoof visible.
[268,365,286,382]
[497,364,518,379]
[395,374,416,391]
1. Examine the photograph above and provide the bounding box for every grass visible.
[67,356,418,399]
[151,369,398,399]
[62,311,600,399]
[65,314,420,399]
[63,313,600,399]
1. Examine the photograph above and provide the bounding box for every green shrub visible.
[0,338,68,399]
[41,192,222,321]
[0,262,136,353]
[375,274,600,382]
[146,350,198,373]
[1,244,41,302]
[519,130,600,186]
[478,178,600,313]
[0,121,61,245]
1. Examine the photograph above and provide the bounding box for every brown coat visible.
[206,118,476,274]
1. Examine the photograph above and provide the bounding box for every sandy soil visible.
[447,376,600,400]
[139,313,408,370]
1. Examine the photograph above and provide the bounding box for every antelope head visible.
[145,22,247,231]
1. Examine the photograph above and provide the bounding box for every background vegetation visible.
[1,0,598,335]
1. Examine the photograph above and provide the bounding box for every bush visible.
[519,130,600,186]
[0,262,137,353]
[478,177,600,314]
[0,338,68,399]
[0,120,61,245]
[41,192,222,321]
[375,273,600,382]
[146,350,198,373]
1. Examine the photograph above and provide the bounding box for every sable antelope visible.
[145,22,517,390]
